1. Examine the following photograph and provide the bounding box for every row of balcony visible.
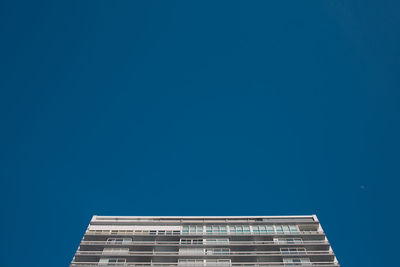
[80,241,329,246]
[91,217,317,225]
[70,261,338,266]
[75,251,333,256]
[86,231,323,236]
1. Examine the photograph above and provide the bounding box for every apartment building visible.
[70,215,339,266]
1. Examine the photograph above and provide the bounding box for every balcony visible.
[85,231,324,237]
[79,240,330,246]
[70,261,339,267]
[75,250,334,257]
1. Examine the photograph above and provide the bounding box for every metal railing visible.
[70,261,339,266]
[80,240,329,246]
[85,231,323,236]
[76,251,333,256]
[91,218,318,224]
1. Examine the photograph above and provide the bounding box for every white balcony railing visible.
[70,261,339,266]
[75,250,333,256]
[79,240,329,246]
[86,231,323,236]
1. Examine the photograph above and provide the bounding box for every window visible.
[103,230,134,235]
[158,230,176,235]
[148,230,181,235]
[252,225,274,234]
[276,225,299,234]
[283,258,311,266]
[206,225,227,234]
[229,225,250,234]
[280,248,306,255]
[183,225,204,234]
[107,238,132,244]
[205,238,229,245]
[181,239,203,245]
[274,238,303,244]
[178,248,230,256]
[289,225,299,233]
[99,258,126,265]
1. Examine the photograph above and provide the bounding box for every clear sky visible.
[1,1,399,266]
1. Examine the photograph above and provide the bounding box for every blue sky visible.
[1,1,399,266]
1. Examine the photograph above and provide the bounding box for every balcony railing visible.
[70,261,339,266]
[75,250,333,256]
[85,231,323,236]
[79,240,329,246]
[91,217,318,224]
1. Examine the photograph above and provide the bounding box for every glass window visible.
[107,238,132,244]
[253,225,272,234]
[253,226,260,234]
[180,239,204,245]
[283,258,311,266]
[276,225,299,234]
[212,248,229,255]
[266,225,274,233]
[206,225,227,234]
[183,225,203,234]
[230,225,250,234]
[289,225,299,233]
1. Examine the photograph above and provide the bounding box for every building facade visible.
[70,215,339,266]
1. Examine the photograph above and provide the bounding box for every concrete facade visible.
[70,215,340,266]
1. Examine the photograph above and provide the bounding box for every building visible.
[70,215,340,266]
